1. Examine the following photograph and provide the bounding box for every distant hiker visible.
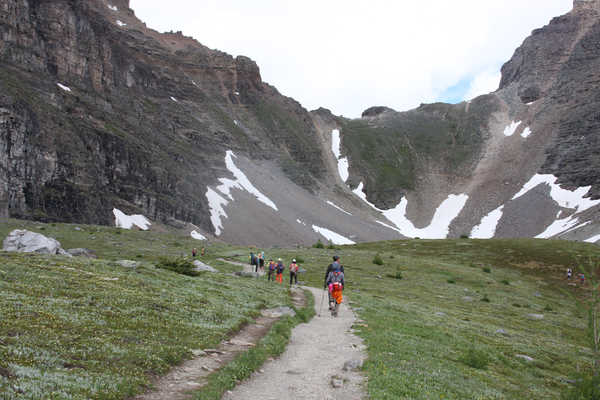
[326,268,345,317]
[259,252,265,271]
[250,252,259,273]
[267,259,276,282]
[567,268,572,280]
[276,258,285,284]
[201,247,205,256]
[324,256,345,310]
[289,259,299,286]
[192,248,197,257]
[581,273,586,285]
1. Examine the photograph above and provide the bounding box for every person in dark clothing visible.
[289,259,299,286]
[267,259,276,281]
[326,269,345,317]
[324,256,344,310]
[276,258,285,284]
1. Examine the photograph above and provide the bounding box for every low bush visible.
[157,257,199,277]
[460,234,469,239]
[562,373,600,400]
[482,267,491,273]
[501,279,510,285]
[460,348,490,370]
[372,254,384,265]
[313,240,324,249]
[481,294,491,303]
[294,257,305,264]
[447,279,456,284]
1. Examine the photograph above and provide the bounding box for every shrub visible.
[390,255,395,259]
[327,241,336,250]
[460,348,490,370]
[313,240,324,249]
[157,257,199,277]
[544,304,553,312]
[115,229,122,235]
[482,267,491,273]
[512,303,522,308]
[460,234,469,239]
[562,374,600,400]
[386,269,403,280]
[136,254,143,258]
[447,279,456,284]
[481,294,490,303]
[294,257,305,264]
[372,254,384,265]
[501,279,510,285]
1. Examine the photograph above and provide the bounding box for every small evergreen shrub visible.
[157,257,199,277]
[447,279,456,284]
[460,234,469,239]
[544,304,553,312]
[482,267,491,273]
[460,348,490,370]
[512,303,522,308]
[386,269,403,280]
[501,279,510,285]
[313,240,324,249]
[327,240,336,250]
[372,254,384,265]
[481,294,491,303]
[294,257,305,264]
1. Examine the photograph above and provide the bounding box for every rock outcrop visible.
[2,229,70,256]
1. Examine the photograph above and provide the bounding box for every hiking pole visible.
[318,288,326,317]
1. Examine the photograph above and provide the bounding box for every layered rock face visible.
[0,0,326,229]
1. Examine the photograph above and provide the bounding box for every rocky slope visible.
[2,0,600,245]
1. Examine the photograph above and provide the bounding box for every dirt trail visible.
[222,286,367,400]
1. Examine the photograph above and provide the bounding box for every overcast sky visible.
[129,0,572,118]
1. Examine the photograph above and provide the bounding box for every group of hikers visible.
[567,268,586,285]
[250,252,346,317]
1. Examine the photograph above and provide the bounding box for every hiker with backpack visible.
[259,252,265,272]
[326,267,345,317]
[289,259,299,286]
[324,256,344,310]
[267,259,276,282]
[250,252,259,273]
[567,268,572,280]
[276,258,285,284]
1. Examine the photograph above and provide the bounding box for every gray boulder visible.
[67,248,97,258]
[343,359,364,371]
[261,307,296,318]
[115,260,139,268]
[2,230,71,256]
[193,260,218,273]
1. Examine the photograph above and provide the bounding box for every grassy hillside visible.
[1,219,598,399]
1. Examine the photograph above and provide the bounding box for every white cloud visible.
[130,0,572,118]
[464,70,502,101]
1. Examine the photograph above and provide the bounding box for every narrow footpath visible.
[222,286,367,400]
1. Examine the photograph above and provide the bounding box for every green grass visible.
[1,220,599,399]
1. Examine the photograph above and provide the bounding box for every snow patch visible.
[331,129,349,182]
[521,127,532,138]
[57,83,71,92]
[535,216,581,239]
[503,121,521,137]
[296,219,307,226]
[113,208,151,230]
[326,201,352,216]
[190,230,206,240]
[116,20,127,27]
[353,182,468,239]
[312,225,356,245]
[234,120,239,126]
[107,4,118,11]
[470,206,504,239]
[170,96,178,102]
[512,174,600,212]
[585,234,600,243]
[234,91,240,96]
[526,101,535,106]
[205,151,278,236]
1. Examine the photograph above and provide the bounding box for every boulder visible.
[115,260,139,268]
[67,248,97,258]
[2,230,71,256]
[261,307,296,318]
[527,313,544,320]
[343,359,364,371]
[193,260,218,273]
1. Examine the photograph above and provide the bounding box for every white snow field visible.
[190,230,206,240]
[470,206,505,239]
[206,151,278,236]
[331,129,349,182]
[326,201,352,216]
[107,4,118,11]
[311,225,356,245]
[503,121,522,137]
[510,174,600,238]
[56,83,71,92]
[116,20,126,27]
[113,208,151,230]
[521,127,532,138]
[353,182,468,239]
[585,234,600,243]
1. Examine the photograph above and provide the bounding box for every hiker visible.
[267,259,276,281]
[581,273,586,285]
[259,251,265,272]
[324,256,344,310]
[289,258,299,286]
[250,252,259,273]
[276,258,285,284]
[192,248,197,257]
[201,247,205,256]
[567,268,572,280]
[326,268,345,317]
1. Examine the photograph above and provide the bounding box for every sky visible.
[129,0,572,118]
